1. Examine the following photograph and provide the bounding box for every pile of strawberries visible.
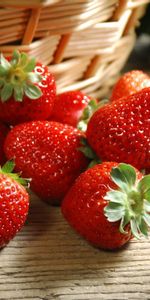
[0,50,150,250]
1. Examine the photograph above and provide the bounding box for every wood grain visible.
[0,193,150,300]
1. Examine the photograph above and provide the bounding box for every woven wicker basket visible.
[0,0,149,98]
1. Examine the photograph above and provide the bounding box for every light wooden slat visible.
[0,0,61,8]
[0,191,150,300]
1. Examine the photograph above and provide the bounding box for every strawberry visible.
[4,121,88,205]
[87,88,150,170]
[62,162,150,250]
[111,70,150,101]
[0,122,9,164]
[50,91,91,127]
[0,160,29,248]
[0,50,56,125]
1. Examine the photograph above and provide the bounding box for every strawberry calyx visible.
[79,136,101,168]
[0,50,42,102]
[0,160,30,188]
[77,98,108,132]
[104,163,150,239]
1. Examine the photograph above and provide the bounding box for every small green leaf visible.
[27,72,41,84]
[20,52,28,68]
[23,58,36,72]
[77,120,87,132]
[0,160,30,188]
[118,163,137,186]
[14,86,24,102]
[0,65,8,76]
[1,83,13,102]
[139,218,148,237]
[17,177,31,188]
[110,167,128,191]
[80,136,88,146]
[144,189,150,202]
[0,79,4,88]
[79,136,101,166]
[77,98,108,131]
[0,53,11,70]
[104,204,125,222]
[144,200,150,213]
[104,201,122,210]
[143,212,150,226]
[138,175,150,201]
[10,50,20,66]
[111,163,136,192]
[82,99,97,120]
[1,160,15,173]
[88,159,101,169]
[130,219,141,239]
[138,175,150,192]
[82,106,90,120]
[79,146,96,159]
[119,216,129,234]
[24,83,42,99]
[104,190,126,204]
[79,138,97,159]
[10,174,30,188]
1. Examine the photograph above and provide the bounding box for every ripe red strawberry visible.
[0,160,29,248]
[62,162,150,250]
[87,88,150,170]
[0,50,56,125]
[0,122,9,164]
[50,91,91,127]
[4,121,88,205]
[111,70,150,101]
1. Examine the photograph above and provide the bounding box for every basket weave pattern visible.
[0,0,149,97]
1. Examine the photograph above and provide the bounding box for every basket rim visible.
[0,0,62,8]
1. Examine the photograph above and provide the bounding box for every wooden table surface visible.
[0,193,150,300]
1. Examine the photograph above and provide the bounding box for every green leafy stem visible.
[0,50,42,102]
